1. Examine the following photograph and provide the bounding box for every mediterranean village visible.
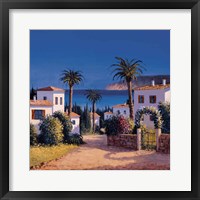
[30,30,170,170]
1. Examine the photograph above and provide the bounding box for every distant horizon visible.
[31,30,170,89]
[31,74,170,90]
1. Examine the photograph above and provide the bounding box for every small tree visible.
[53,111,73,142]
[158,102,170,133]
[39,116,63,145]
[30,124,38,146]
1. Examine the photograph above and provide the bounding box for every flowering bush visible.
[52,111,72,142]
[38,116,63,145]
[105,115,130,136]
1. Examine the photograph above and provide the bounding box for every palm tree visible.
[85,90,102,133]
[111,57,146,120]
[60,69,83,115]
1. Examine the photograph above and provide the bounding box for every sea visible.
[65,90,133,110]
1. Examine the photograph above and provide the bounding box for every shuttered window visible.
[149,96,156,103]
[138,95,144,103]
[55,97,58,105]
[32,110,45,120]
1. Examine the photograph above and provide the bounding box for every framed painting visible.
[0,0,199,199]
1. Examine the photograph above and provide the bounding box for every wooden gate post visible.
[156,128,161,151]
[137,128,141,150]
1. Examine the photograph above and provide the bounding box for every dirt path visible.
[38,135,170,170]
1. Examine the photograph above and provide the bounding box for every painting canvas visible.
[30,30,170,170]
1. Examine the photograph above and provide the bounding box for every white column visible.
[137,128,141,150]
[156,128,161,151]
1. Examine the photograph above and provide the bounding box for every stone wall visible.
[158,134,170,154]
[107,134,137,150]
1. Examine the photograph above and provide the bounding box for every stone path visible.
[38,135,170,170]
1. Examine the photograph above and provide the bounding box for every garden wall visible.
[158,134,170,154]
[107,134,137,150]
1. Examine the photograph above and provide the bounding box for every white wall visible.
[37,91,65,113]
[91,117,100,127]
[70,117,80,134]
[53,92,65,113]
[165,89,171,102]
[134,88,170,129]
[113,107,130,118]
[104,113,113,120]
[30,106,52,134]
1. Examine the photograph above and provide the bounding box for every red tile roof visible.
[30,100,53,106]
[37,86,65,92]
[67,112,80,118]
[134,84,170,91]
[112,104,129,108]
[104,111,113,115]
[90,112,100,118]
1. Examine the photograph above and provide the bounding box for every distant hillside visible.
[106,75,170,90]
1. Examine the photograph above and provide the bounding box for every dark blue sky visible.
[30,30,170,89]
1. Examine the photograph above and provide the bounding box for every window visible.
[55,97,58,105]
[32,110,45,120]
[124,110,126,114]
[150,115,154,121]
[149,95,156,103]
[60,97,63,105]
[117,110,120,115]
[138,95,144,103]
[71,120,76,125]
[43,96,47,100]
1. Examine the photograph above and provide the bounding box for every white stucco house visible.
[90,112,100,127]
[134,79,170,129]
[104,103,130,120]
[67,112,80,134]
[30,86,80,134]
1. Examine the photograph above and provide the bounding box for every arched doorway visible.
[135,106,163,150]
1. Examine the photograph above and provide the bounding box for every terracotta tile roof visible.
[37,86,65,92]
[104,111,113,115]
[90,112,100,118]
[134,84,170,91]
[30,100,53,106]
[112,104,129,108]
[67,112,80,118]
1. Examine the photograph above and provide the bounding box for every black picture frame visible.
[0,0,199,199]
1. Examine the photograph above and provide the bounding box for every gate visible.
[141,129,156,150]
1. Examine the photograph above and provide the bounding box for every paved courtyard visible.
[38,135,170,170]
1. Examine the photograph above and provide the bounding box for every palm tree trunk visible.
[92,102,95,133]
[68,86,73,115]
[127,81,134,120]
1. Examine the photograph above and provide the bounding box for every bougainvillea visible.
[105,115,130,136]
[135,106,163,129]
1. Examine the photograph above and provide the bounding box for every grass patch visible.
[30,144,77,167]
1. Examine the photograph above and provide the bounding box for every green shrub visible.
[158,102,170,133]
[30,124,38,146]
[105,115,130,136]
[68,134,85,145]
[38,116,63,145]
[52,111,72,142]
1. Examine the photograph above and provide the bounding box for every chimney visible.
[151,80,155,86]
[162,79,166,86]
[33,95,36,100]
